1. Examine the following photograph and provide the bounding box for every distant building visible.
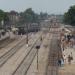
[41,15,62,30]
[6,11,20,28]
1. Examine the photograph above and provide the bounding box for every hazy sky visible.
[0,0,75,14]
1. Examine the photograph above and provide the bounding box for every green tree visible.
[64,5,75,26]
[22,8,38,23]
[19,8,39,24]
[0,10,5,22]
[40,12,48,20]
[0,10,9,29]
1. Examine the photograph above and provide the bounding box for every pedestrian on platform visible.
[21,33,22,38]
[40,37,42,41]
[58,59,61,66]
[68,55,72,64]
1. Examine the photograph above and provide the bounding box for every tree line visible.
[0,8,48,29]
[64,5,75,26]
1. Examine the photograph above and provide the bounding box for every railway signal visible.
[36,45,40,70]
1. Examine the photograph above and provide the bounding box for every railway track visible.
[46,36,62,75]
[59,72,75,75]
[0,38,16,49]
[12,33,44,75]
[0,34,32,67]
[0,37,10,48]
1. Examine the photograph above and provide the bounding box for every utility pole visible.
[26,23,28,46]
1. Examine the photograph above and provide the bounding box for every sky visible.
[0,0,75,14]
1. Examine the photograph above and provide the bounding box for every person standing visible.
[68,55,72,64]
